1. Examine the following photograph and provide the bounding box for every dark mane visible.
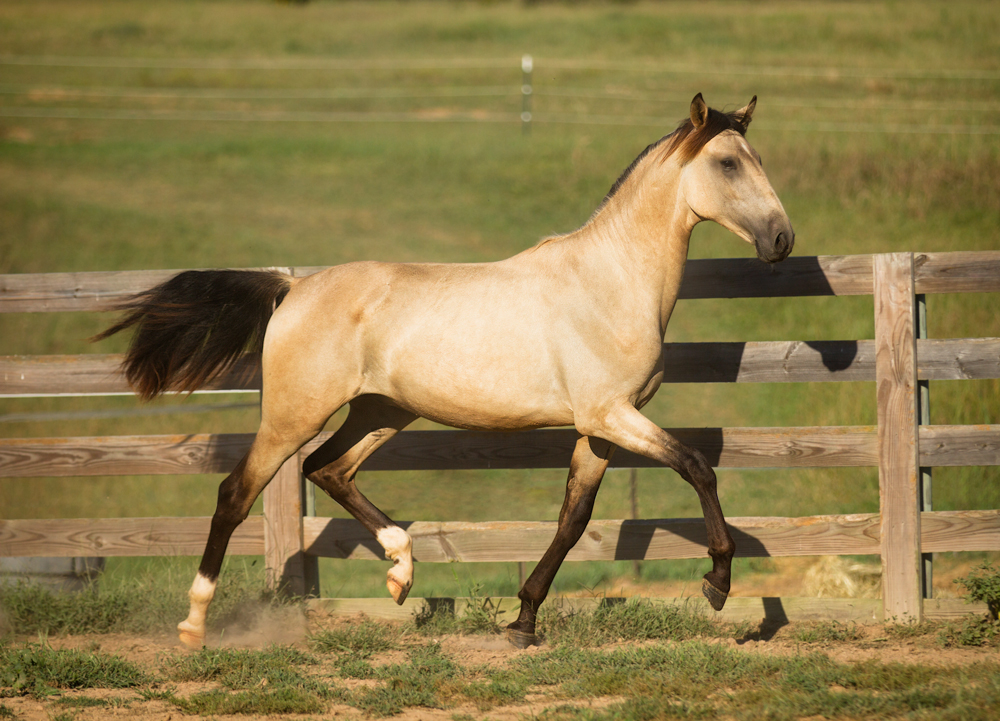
[600,106,749,208]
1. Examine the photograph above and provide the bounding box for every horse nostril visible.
[774,231,792,256]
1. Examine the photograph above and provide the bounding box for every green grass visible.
[0,556,285,636]
[2,0,999,603]
[3,601,1000,718]
[0,643,150,699]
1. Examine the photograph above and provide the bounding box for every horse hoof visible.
[387,576,410,605]
[178,627,205,649]
[505,628,539,649]
[702,578,729,612]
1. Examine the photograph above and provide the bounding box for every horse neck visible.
[579,158,693,335]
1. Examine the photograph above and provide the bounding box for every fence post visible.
[263,454,306,596]
[873,252,922,622]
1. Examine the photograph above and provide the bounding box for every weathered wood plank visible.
[302,426,880,471]
[0,516,264,557]
[2,423,995,481]
[0,267,292,313]
[662,341,875,383]
[302,514,882,563]
[914,251,1000,295]
[921,510,1000,552]
[919,425,1000,467]
[0,426,879,478]
[3,337,997,397]
[873,252,922,622]
[0,256,873,315]
[263,457,306,595]
[0,354,261,396]
[917,338,1000,381]
[3,251,996,315]
[0,434,254,477]
[678,255,874,299]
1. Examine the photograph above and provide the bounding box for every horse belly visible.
[379,345,573,431]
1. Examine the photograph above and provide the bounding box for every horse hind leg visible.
[177,425,316,648]
[302,397,418,604]
[506,435,613,648]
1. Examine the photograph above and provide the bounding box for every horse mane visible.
[529,104,749,251]
[600,106,749,208]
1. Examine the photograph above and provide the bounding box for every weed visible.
[791,621,866,644]
[955,561,1000,620]
[0,703,14,719]
[938,616,1000,648]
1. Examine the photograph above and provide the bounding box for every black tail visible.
[92,269,292,400]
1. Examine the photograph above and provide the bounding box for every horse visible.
[94,93,794,649]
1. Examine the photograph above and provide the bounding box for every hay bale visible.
[804,556,881,598]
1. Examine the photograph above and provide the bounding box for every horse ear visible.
[690,93,709,129]
[734,95,757,132]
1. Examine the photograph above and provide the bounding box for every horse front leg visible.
[303,399,418,604]
[506,435,613,648]
[593,405,735,611]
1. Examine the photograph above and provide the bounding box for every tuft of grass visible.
[350,643,462,716]
[165,645,317,689]
[164,645,334,716]
[0,643,150,699]
[411,586,505,638]
[541,598,720,647]
[308,618,399,657]
[0,704,15,718]
[54,696,107,708]
[172,686,327,716]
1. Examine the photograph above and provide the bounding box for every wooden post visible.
[873,253,922,622]
[263,454,306,597]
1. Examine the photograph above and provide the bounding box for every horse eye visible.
[721,158,737,171]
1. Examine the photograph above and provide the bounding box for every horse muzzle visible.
[754,224,795,264]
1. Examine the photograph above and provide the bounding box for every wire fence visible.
[2,54,998,134]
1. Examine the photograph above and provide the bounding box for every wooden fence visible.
[2,251,999,623]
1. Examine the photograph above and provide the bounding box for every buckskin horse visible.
[95,94,794,649]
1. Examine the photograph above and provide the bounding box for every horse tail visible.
[92,269,293,400]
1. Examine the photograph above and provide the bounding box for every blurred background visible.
[1,0,998,604]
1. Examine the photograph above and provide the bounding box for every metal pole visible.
[629,468,641,577]
[917,293,933,599]
[521,54,533,135]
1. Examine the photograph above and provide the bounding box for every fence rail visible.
[2,251,999,622]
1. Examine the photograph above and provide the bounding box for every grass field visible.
[1,0,998,601]
[2,600,1000,720]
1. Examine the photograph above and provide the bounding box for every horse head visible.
[679,93,795,264]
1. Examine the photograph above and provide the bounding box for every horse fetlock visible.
[378,527,413,605]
